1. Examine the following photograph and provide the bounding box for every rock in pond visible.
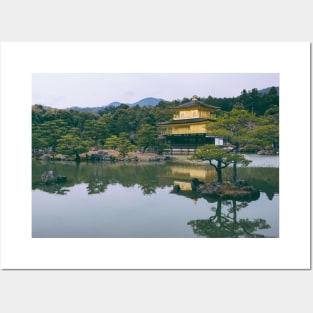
[41,171,67,184]
[41,171,55,184]
[197,180,260,200]
[190,178,204,191]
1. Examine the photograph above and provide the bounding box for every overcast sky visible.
[32,73,279,109]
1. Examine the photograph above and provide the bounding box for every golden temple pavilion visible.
[157,96,220,150]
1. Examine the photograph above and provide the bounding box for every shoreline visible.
[33,149,175,163]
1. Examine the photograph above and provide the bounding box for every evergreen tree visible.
[137,124,158,153]
[56,133,89,161]
[190,145,251,183]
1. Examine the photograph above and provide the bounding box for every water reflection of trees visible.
[36,183,71,195]
[86,176,108,194]
[32,160,278,199]
[188,198,271,238]
[32,161,173,195]
[224,167,279,200]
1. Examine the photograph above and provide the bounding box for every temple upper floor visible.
[170,96,219,121]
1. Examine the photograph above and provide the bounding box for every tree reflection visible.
[188,198,271,238]
[32,161,172,196]
[37,183,71,195]
[86,176,108,194]
[140,184,157,195]
[32,160,278,200]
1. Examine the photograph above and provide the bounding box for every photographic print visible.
[1,42,310,269]
[32,73,279,239]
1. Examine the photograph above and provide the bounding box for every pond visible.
[32,154,279,238]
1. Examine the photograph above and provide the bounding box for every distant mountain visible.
[107,101,121,107]
[33,104,53,110]
[68,103,119,113]
[258,86,279,95]
[69,106,108,113]
[67,97,164,113]
[52,89,279,113]
[130,97,163,107]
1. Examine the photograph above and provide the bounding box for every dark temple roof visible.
[170,100,219,110]
[158,118,214,125]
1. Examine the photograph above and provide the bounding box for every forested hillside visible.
[32,87,279,158]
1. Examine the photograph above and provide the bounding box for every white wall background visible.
[0,1,312,313]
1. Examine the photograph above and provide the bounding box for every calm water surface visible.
[32,155,279,238]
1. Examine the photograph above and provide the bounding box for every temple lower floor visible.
[160,134,216,149]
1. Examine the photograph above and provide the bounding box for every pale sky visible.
[32,73,279,109]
